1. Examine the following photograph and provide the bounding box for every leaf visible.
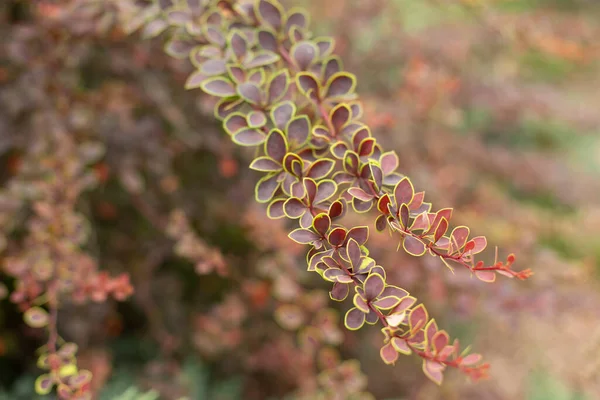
[346,226,369,245]
[432,331,450,354]
[286,115,310,147]
[434,217,449,243]
[348,187,373,202]
[267,199,286,219]
[256,0,285,31]
[358,138,376,157]
[35,374,53,395]
[423,360,444,385]
[394,177,414,206]
[391,337,411,355]
[296,72,320,102]
[70,370,92,389]
[315,37,335,57]
[409,304,428,331]
[322,56,343,82]
[24,307,49,328]
[330,104,351,134]
[249,157,281,172]
[289,228,319,244]
[312,213,331,236]
[258,30,278,52]
[307,159,334,180]
[328,227,347,247]
[247,110,267,128]
[274,304,305,330]
[267,70,289,104]
[380,342,398,365]
[346,238,361,268]
[462,353,482,366]
[265,129,288,162]
[403,235,426,256]
[201,77,236,97]
[330,282,350,302]
[465,236,487,255]
[364,273,385,301]
[237,82,263,105]
[270,101,295,130]
[344,307,366,330]
[450,226,470,251]
[232,128,265,146]
[200,59,227,76]
[245,51,281,68]
[165,38,194,58]
[380,151,399,175]
[185,70,208,89]
[284,197,306,218]
[475,270,496,283]
[291,41,318,70]
[286,11,308,33]
[353,293,369,313]
[373,296,402,310]
[229,30,248,61]
[324,268,352,283]
[325,72,356,98]
[255,174,280,203]
[143,19,169,38]
[314,180,337,204]
[387,312,406,328]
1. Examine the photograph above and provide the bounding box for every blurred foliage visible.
[1,0,600,399]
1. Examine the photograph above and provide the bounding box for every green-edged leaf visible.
[258,29,278,52]
[232,128,265,146]
[245,51,281,69]
[363,273,385,301]
[201,77,236,97]
[247,110,268,128]
[255,174,280,203]
[344,307,366,330]
[24,307,49,328]
[267,70,290,104]
[312,213,331,236]
[270,101,295,130]
[314,180,337,204]
[290,41,318,70]
[255,0,284,31]
[249,156,281,171]
[265,129,288,162]
[403,235,427,256]
[307,159,334,179]
[284,197,306,218]
[330,282,350,302]
[267,199,286,219]
[315,37,335,57]
[289,228,319,244]
[237,82,263,105]
[296,72,320,102]
[423,360,444,385]
[394,177,414,206]
[391,337,411,355]
[325,72,356,98]
[373,296,402,310]
[165,38,194,58]
[184,70,207,89]
[286,115,311,147]
[229,30,248,61]
[475,270,496,283]
[409,304,428,331]
[200,59,227,76]
[328,227,347,247]
[34,374,53,395]
[380,342,398,365]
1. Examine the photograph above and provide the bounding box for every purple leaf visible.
[255,174,280,203]
[249,157,281,172]
[287,115,310,147]
[403,235,427,256]
[312,213,331,236]
[268,71,289,104]
[314,180,337,204]
[245,51,280,69]
[307,159,334,179]
[380,151,399,175]
[201,77,236,97]
[237,82,263,105]
[348,187,373,202]
[322,57,342,83]
[232,128,265,146]
[373,296,402,310]
[247,110,267,128]
[267,199,286,219]
[265,129,287,162]
[325,72,356,98]
[344,307,366,330]
[270,101,295,130]
[200,59,227,76]
[284,198,306,218]
[394,177,415,206]
[256,0,284,30]
[346,238,361,269]
[330,282,350,302]
[288,228,319,244]
[230,30,247,60]
[291,41,318,70]
[296,73,320,102]
[364,273,385,301]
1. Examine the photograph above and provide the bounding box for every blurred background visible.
[1,0,600,399]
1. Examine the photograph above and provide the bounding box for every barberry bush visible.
[0,0,543,399]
